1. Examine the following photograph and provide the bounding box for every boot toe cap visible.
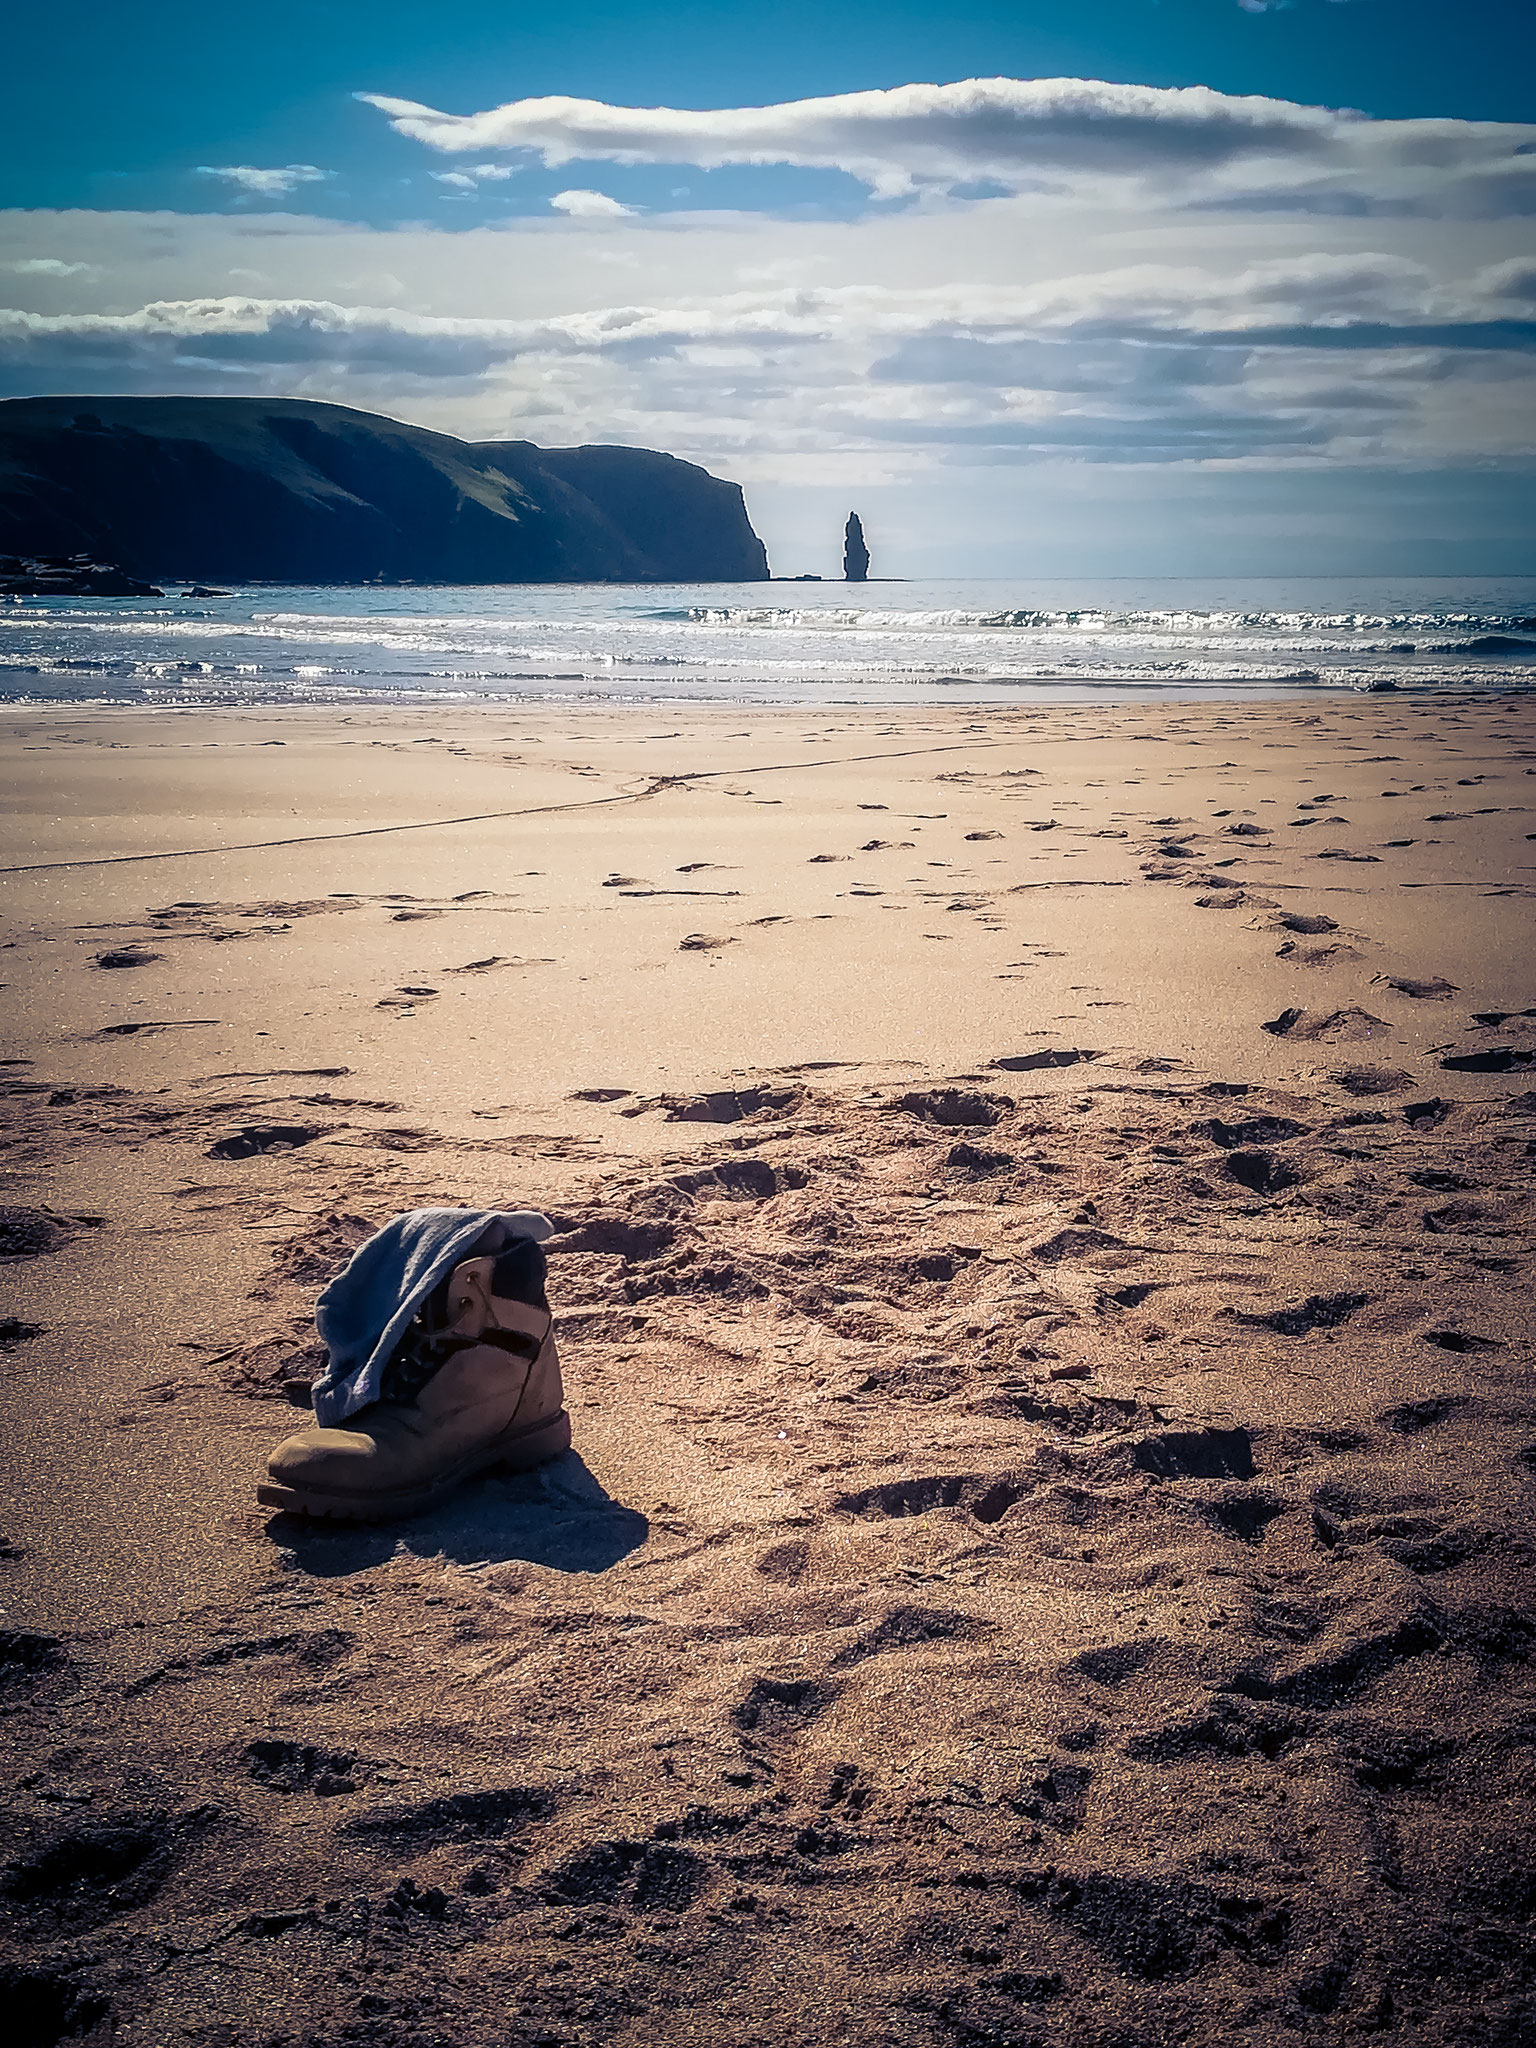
[267,1424,377,1490]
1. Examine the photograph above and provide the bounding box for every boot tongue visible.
[377,1270,466,1405]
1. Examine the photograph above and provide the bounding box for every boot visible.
[258,1246,571,1521]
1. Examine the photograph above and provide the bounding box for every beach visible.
[3,691,1535,2045]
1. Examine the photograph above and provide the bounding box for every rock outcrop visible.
[0,398,769,584]
[0,553,162,597]
[843,512,870,583]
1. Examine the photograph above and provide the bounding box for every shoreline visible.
[2,678,1532,713]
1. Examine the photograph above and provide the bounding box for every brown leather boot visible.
[258,1254,571,1520]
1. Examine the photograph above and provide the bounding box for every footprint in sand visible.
[95,948,162,970]
[93,1019,219,1039]
[1272,913,1338,935]
[1329,1065,1414,1097]
[994,1049,1102,1072]
[207,1125,324,1161]
[0,1208,80,1259]
[1275,941,1358,967]
[1379,975,1458,999]
[1261,1006,1389,1042]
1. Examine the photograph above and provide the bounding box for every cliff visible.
[0,397,769,584]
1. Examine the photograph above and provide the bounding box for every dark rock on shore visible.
[0,396,769,584]
[843,510,869,583]
[0,552,162,597]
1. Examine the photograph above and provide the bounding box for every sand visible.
[1,692,1534,2046]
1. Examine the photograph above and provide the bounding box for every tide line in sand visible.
[0,735,1011,876]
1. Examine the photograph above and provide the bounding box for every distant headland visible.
[0,396,769,585]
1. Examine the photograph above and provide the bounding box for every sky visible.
[2,0,1533,576]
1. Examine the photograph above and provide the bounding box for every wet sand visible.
[1,693,1534,2046]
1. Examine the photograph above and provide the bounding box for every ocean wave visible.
[1431,634,1536,655]
[5,577,1534,706]
[638,604,1536,636]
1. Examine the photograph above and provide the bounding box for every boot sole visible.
[256,1409,573,1523]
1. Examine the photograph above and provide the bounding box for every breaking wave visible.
[3,575,1534,705]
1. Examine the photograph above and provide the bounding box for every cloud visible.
[432,163,516,191]
[0,259,1528,384]
[2,257,1528,377]
[1476,256,1536,305]
[2,252,1532,474]
[5,258,98,277]
[549,189,636,218]
[359,77,1536,217]
[196,165,331,198]
[0,297,524,381]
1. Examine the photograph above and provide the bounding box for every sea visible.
[3,576,1534,707]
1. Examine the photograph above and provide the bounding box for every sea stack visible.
[843,512,869,583]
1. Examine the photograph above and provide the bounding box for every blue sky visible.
[2,1,1533,573]
[8,0,1533,219]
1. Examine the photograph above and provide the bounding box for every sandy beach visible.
[3,691,1535,2047]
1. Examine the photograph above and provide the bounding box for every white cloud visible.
[549,189,636,218]
[0,262,1523,376]
[5,257,98,277]
[2,256,1530,476]
[7,249,1532,366]
[431,163,516,192]
[196,165,331,198]
[359,77,1536,216]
